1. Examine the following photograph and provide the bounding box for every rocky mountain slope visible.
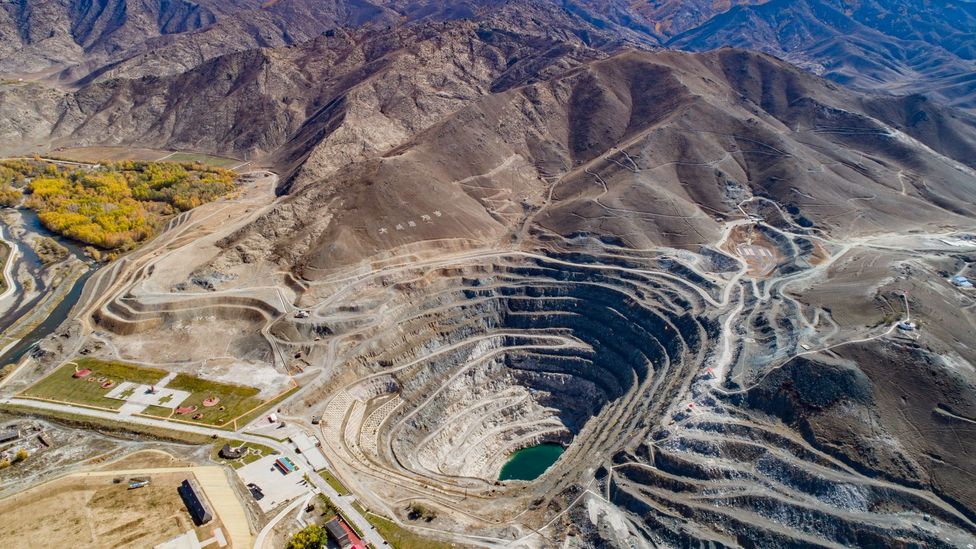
[563,0,767,41]
[0,0,450,82]
[668,0,976,109]
[0,16,608,169]
[3,3,976,547]
[1,0,253,76]
[0,0,649,85]
[5,0,974,113]
[213,46,976,274]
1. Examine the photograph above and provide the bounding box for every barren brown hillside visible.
[212,48,976,276]
[2,3,976,548]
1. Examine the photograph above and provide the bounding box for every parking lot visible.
[236,455,311,513]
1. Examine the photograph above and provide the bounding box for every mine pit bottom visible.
[498,443,565,481]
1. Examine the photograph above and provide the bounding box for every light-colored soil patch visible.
[723,225,781,277]
[808,240,830,265]
[96,449,196,471]
[164,153,241,168]
[0,470,220,549]
[115,318,271,370]
[51,148,240,168]
[52,147,174,163]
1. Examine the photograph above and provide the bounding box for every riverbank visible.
[0,207,94,368]
[0,261,91,367]
[0,237,12,299]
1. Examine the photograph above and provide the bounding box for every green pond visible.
[498,443,565,481]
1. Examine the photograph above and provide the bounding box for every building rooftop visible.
[0,429,20,444]
[951,275,973,287]
[218,443,243,459]
[325,518,351,547]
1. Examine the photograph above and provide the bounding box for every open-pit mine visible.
[9,172,974,546]
[2,4,976,548]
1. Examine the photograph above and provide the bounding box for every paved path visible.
[254,491,311,549]
[115,371,184,416]
[2,397,388,548]
[0,229,18,306]
[0,228,25,359]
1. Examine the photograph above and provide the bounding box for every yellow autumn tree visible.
[14,159,236,250]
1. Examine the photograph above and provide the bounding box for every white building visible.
[290,431,329,471]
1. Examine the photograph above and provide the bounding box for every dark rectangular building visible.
[325,518,351,548]
[0,429,20,445]
[178,478,213,525]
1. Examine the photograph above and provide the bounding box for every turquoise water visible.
[498,443,565,481]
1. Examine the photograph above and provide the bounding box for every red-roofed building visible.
[325,517,364,549]
[340,520,365,549]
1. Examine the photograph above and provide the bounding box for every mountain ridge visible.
[668,0,976,109]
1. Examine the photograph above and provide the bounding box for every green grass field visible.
[142,404,174,418]
[25,357,287,429]
[141,372,262,427]
[320,470,349,495]
[210,438,276,469]
[22,358,168,410]
[164,153,240,168]
[230,384,299,428]
[366,514,465,549]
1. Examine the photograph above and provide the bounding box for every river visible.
[0,207,96,365]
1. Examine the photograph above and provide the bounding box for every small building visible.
[290,431,328,471]
[273,456,298,475]
[218,443,243,460]
[0,428,20,445]
[178,478,213,525]
[898,320,917,331]
[951,275,973,288]
[36,432,52,448]
[325,518,351,548]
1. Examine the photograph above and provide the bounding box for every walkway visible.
[1,397,388,548]
[254,492,310,549]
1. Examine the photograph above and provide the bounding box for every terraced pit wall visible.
[299,252,720,535]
